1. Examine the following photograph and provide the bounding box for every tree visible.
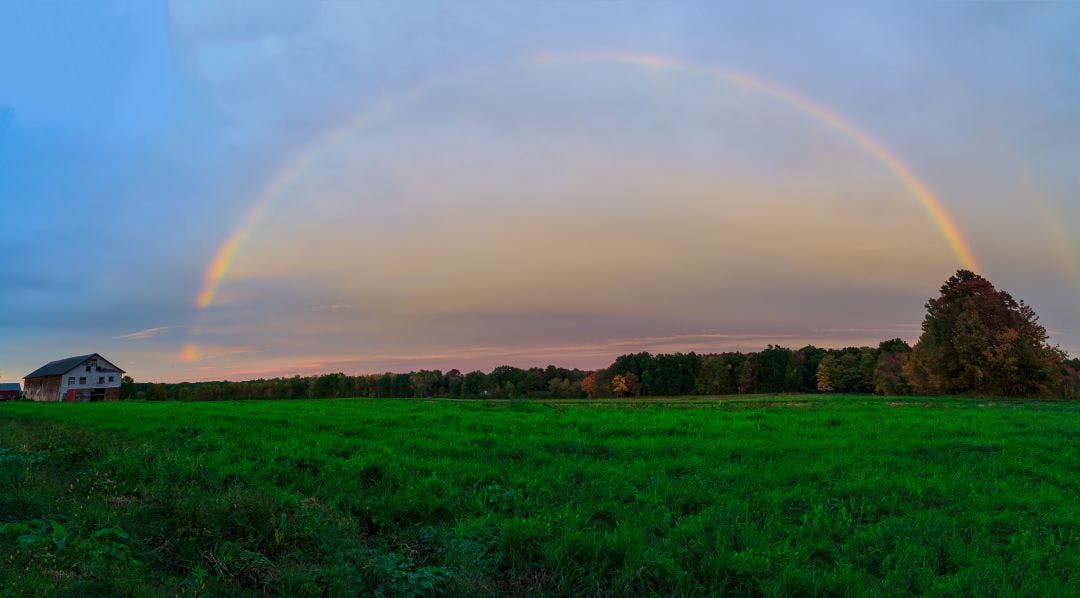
[874,339,912,395]
[313,373,346,398]
[753,345,796,393]
[696,354,736,395]
[120,375,136,400]
[874,352,911,395]
[878,338,911,353]
[609,352,654,381]
[489,366,526,390]
[580,372,599,399]
[816,348,876,393]
[1063,358,1080,398]
[816,355,835,392]
[445,369,464,397]
[462,371,488,397]
[521,368,547,394]
[492,381,515,400]
[904,270,1064,396]
[798,346,829,391]
[735,356,756,394]
[408,370,441,397]
[642,353,701,395]
[610,372,641,397]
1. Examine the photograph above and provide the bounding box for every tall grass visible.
[2,395,1079,595]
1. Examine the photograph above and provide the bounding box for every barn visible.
[24,354,125,402]
[0,383,20,401]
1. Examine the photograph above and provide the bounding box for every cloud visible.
[811,327,917,334]
[171,330,810,381]
[310,303,353,312]
[114,326,177,341]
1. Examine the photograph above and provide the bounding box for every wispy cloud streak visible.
[114,326,176,341]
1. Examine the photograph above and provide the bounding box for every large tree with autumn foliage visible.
[904,270,1065,396]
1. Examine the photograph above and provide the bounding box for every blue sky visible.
[2,2,1078,382]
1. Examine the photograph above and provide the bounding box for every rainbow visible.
[530,51,980,271]
[185,51,982,361]
[1016,166,1080,293]
[193,86,427,310]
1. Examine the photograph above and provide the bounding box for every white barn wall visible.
[57,356,122,401]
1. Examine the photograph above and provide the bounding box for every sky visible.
[2,1,1079,383]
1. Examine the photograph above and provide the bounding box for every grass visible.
[2,394,1080,595]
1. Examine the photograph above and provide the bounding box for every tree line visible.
[122,342,896,401]
[123,271,1079,401]
[123,342,1079,402]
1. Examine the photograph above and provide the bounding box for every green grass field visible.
[2,395,1079,595]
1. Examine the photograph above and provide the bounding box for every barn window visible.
[68,377,75,384]
[86,366,91,372]
[98,376,104,384]
[109,376,114,382]
[79,377,86,384]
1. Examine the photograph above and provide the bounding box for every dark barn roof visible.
[25,353,124,379]
[0,383,20,392]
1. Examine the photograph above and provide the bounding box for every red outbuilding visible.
[0,383,20,401]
